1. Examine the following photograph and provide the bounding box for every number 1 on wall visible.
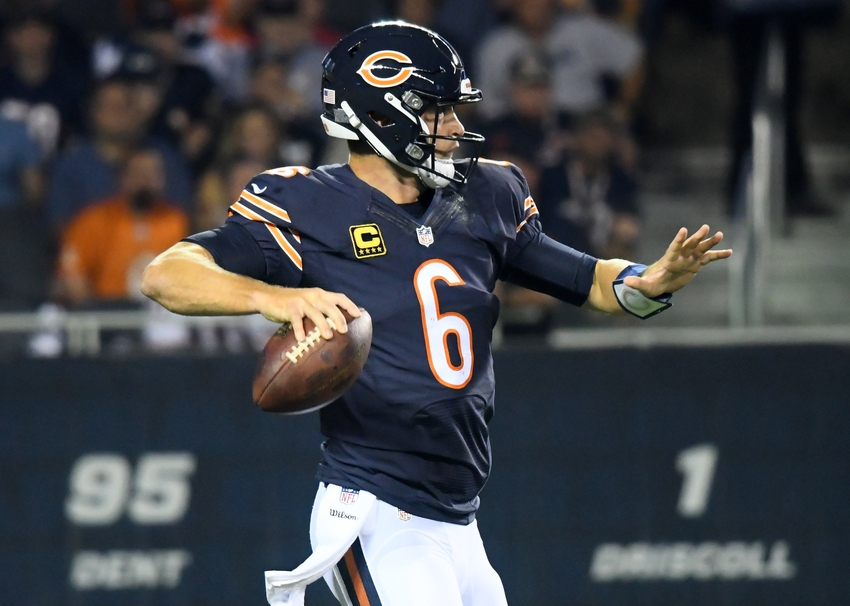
[675,444,718,518]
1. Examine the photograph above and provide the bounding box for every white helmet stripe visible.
[320,115,359,140]
[383,93,430,134]
[339,101,417,175]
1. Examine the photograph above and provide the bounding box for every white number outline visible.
[264,166,310,178]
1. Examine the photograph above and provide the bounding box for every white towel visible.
[265,485,377,606]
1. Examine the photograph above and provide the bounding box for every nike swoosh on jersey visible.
[251,183,267,194]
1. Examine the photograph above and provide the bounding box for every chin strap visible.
[417,158,455,189]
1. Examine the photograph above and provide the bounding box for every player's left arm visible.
[584,224,733,314]
[499,163,731,316]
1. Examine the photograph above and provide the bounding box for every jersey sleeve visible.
[481,159,598,306]
[479,159,543,264]
[185,169,309,287]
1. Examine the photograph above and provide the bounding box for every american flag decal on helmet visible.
[323,88,336,105]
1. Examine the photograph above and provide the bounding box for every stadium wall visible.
[2,344,848,605]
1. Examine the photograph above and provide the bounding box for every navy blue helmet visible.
[320,21,484,188]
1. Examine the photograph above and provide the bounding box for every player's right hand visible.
[252,285,361,342]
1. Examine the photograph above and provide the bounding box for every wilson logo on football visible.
[356,50,415,88]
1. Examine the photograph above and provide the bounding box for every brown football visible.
[252,308,372,414]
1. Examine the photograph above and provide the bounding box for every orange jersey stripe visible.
[343,550,371,606]
[265,224,302,270]
[240,190,291,223]
[230,201,270,224]
[517,196,539,232]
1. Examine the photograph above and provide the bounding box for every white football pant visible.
[312,483,509,606]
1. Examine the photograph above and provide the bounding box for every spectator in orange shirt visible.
[56,147,189,304]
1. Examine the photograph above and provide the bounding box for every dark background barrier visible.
[2,344,848,605]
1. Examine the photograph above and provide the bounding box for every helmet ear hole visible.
[367,111,396,127]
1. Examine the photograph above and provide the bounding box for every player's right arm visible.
[141,241,357,342]
[142,166,362,342]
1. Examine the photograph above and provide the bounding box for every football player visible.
[141,21,731,606]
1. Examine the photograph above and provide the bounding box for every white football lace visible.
[284,319,338,363]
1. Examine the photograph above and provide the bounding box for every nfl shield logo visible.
[339,487,359,504]
[416,225,434,247]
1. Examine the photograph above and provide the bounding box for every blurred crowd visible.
[0,0,841,352]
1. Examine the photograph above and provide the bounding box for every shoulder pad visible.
[475,157,525,182]
[230,166,314,228]
[473,158,528,194]
[263,166,312,179]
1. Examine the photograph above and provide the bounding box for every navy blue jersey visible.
[188,160,595,524]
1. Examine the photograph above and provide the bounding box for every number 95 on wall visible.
[65,452,196,591]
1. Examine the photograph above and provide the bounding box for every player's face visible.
[421,105,465,159]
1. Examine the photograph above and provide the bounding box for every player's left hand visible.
[623,225,732,298]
